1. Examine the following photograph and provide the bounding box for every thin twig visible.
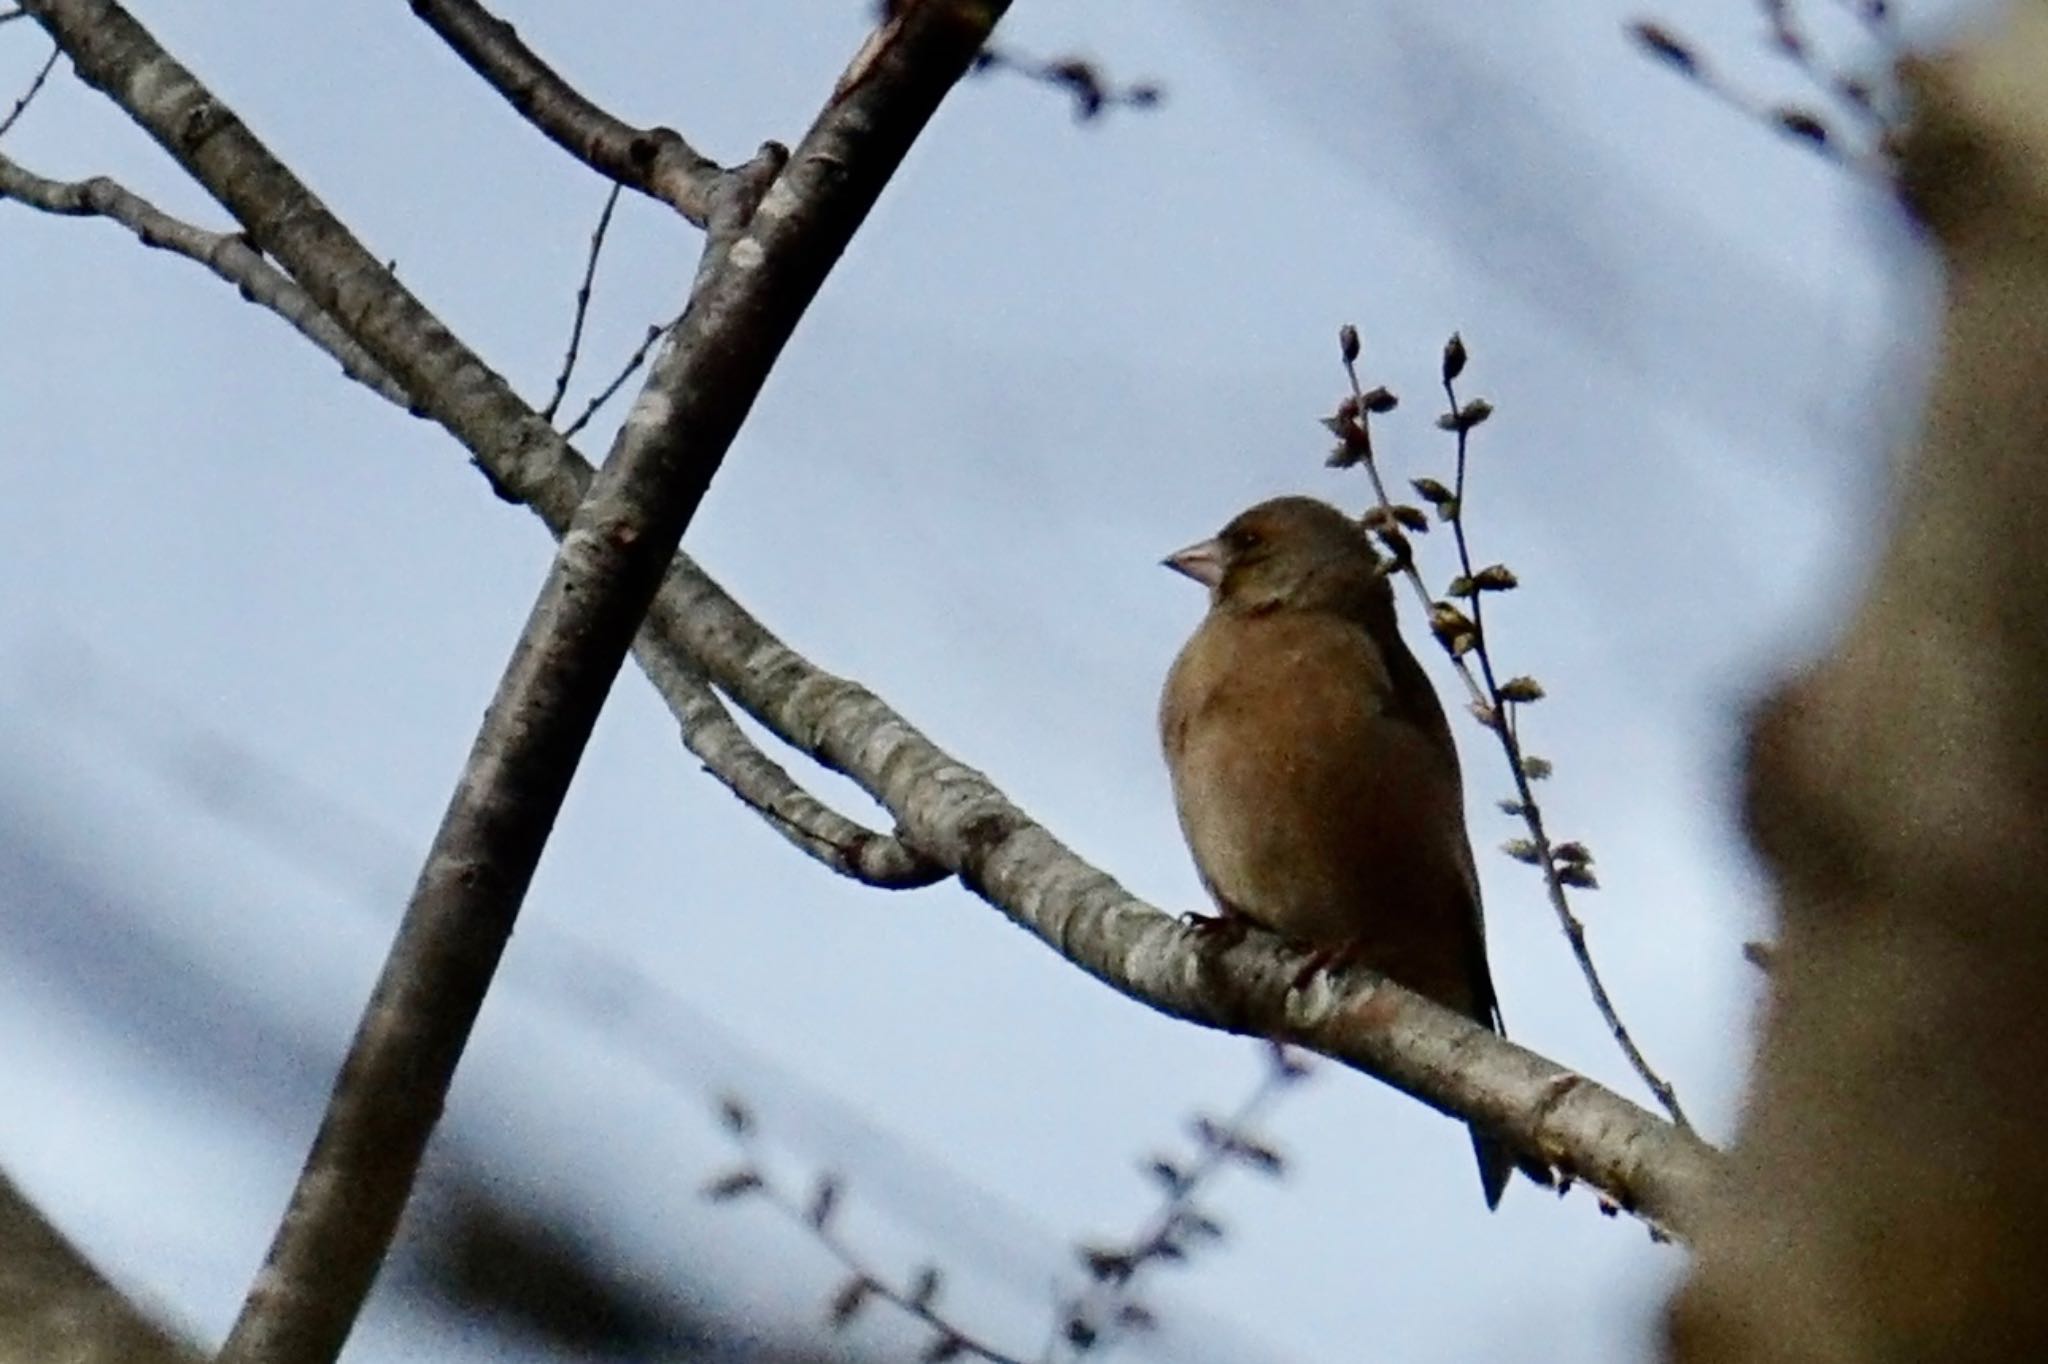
[1053,1044,1308,1360]
[1626,18,1894,176]
[0,9,28,27]
[0,40,58,140]
[1337,333,1692,1133]
[540,182,620,421]
[1437,361,1693,1134]
[562,315,674,439]
[709,1150,1029,1364]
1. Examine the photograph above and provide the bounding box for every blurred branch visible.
[1055,1044,1310,1359]
[1626,12,1899,176]
[411,0,721,224]
[1672,9,2048,1357]
[972,45,1161,122]
[706,1099,1024,1364]
[0,1171,203,1364]
[1328,331,1692,1133]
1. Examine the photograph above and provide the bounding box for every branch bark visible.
[1670,5,2048,1357]
[411,0,721,224]
[0,152,410,406]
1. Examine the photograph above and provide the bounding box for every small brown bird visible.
[1159,495,1528,1208]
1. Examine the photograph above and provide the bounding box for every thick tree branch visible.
[410,0,720,224]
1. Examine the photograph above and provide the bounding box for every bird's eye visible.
[1223,526,1262,554]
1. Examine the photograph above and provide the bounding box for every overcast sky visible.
[0,2,1967,1361]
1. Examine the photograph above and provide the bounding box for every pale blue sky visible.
[0,2,1956,1360]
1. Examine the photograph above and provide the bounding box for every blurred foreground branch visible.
[1671,6,2048,1358]
[0,1172,200,1364]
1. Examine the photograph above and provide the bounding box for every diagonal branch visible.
[633,630,946,888]
[0,1170,203,1364]
[640,559,1726,1236]
[411,0,721,224]
[0,152,410,406]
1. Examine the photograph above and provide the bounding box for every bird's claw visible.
[1180,909,1251,950]
[1289,940,1362,994]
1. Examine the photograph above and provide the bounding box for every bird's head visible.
[1163,496,1392,617]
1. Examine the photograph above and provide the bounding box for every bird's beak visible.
[1162,536,1225,588]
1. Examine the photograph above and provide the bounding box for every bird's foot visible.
[1180,908,1251,951]
[1289,940,1362,994]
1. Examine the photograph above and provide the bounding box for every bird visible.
[1158,494,1535,1208]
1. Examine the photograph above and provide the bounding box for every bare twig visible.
[1626,17,1895,175]
[0,153,410,406]
[540,182,620,421]
[1332,329,1693,1133]
[1055,1044,1308,1359]
[1435,351,1693,1134]
[411,0,720,224]
[706,1101,1028,1364]
[0,9,32,26]
[0,39,57,140]
[562,314,673,438]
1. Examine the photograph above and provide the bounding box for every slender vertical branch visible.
[540,182,621,420]
[0,39,57,140]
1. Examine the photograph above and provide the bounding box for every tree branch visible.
[640,560,1725,1236]
[23,0,1720,1257]
[632,629,946,889]
[410,0,721,224]
[0,1170,202,1364]
[0,152,411,407]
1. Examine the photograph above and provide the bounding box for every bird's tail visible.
[1470,1126,1552,1211]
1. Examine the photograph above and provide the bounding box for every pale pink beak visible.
[1162,536,1225,588]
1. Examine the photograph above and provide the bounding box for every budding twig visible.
[1329,326,1693,1134]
